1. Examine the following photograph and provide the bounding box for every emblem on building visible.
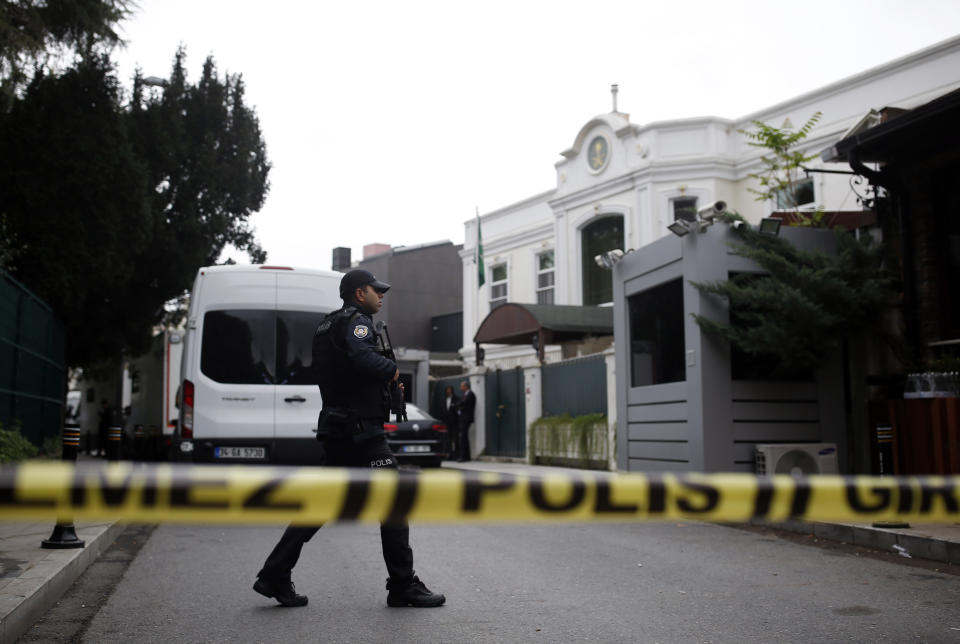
[588,136,609,172]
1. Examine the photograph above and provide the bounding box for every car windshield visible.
[403,404,431,421]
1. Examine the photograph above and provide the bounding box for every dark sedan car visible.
[384,403,450,467]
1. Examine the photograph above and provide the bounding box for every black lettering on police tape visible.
[384,473,418,525]
[337,477,369,520]
[845,483,892,513]
[752,479,774,518]
[897,481,913,513]
[243,472,302,511]
[0,467,55,507]
[789,480,811,518]
[70,468,136,507]
[647,477,666,514]
[594,479,638,514]
[99,469,135,507]
[919,481,959,514]
[462,476,516,512]
[169,470,229,509]
[675,479,720,514]
[529,477,586,512]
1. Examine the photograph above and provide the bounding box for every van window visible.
[201,310,276,384]
[201,309,328,386]
[277,311,325,384]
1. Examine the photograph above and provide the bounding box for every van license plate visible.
[402,445,430,453]
[215,446,266,459]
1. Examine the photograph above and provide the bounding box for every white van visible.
[177,265,342,464]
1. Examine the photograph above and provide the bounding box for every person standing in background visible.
[456,380,475,462]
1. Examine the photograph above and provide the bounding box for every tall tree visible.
[119,48,269,351]
[0,0,132,109]
[0,54,151,366]
[0,48,270,367]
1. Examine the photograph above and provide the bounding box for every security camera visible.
[594,249,624,269]
[697,200,727,221]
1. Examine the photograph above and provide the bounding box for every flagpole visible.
[474,207,484,366]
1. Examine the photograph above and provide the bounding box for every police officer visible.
[253,269,445,608]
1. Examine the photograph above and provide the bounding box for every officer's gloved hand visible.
[389,387,404,415]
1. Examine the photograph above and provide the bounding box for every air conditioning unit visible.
[755,443,839,476]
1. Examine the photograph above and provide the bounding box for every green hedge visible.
[530,413,609,470]
[0,421,39,462]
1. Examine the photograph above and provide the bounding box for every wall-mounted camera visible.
[697,200,727,221]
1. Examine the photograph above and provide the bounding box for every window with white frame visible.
[671,196,698,222]
[774,177,815,210]
[489,264,507,309]
[536,251,555,304]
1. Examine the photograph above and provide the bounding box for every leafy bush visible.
[0,422,39,463]
[530,413,609,469]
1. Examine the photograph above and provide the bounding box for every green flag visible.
[476,210,485,288]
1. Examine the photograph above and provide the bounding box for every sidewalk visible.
[0,519,124,642]
[0,459,956,641]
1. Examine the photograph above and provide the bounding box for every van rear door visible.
[272,272,341,462]
[197,308,276,456]
[193,269,277,459]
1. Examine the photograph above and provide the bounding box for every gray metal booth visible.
[612,223,846,473]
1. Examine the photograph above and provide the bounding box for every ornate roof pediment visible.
[560,113,640,160]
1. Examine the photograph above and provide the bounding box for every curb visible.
[0,521,125,643]
[749,518,960,564]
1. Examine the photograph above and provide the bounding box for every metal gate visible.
[484,367,526,457]
[542,354,607,417]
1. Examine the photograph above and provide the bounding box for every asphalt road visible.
[24,520,960,643]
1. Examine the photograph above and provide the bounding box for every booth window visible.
[582,216,624,305]
[489,264,508,310]
[628,278,685,387]
[536,250,555,304]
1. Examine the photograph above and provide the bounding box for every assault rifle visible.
[375,322,407,422]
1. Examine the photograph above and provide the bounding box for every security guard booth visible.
[611,222,846,473]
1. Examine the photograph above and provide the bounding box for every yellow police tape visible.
[0,462,957,525]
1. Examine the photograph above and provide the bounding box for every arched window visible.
[581,216,624,305]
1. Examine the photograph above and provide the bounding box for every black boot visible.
[253,577,308,607]
[386,575,446,607]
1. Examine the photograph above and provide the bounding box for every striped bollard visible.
[41,422,85,549]
[106,425,123,461]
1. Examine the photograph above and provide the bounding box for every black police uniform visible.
[256,305,414,586]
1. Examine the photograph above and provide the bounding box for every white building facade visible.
[460,35,960,370]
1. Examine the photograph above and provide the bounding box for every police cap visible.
[339,269,391,299]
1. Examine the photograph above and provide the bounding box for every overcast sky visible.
[113,1,960,271]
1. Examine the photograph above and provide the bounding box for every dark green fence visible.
[0,268,66,445]
[542,354,607,417]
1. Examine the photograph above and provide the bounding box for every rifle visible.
[375,322,407,422]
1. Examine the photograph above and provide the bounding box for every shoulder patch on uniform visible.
[353,324,369,339]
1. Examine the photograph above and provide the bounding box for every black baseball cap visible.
[339,269,391,299]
